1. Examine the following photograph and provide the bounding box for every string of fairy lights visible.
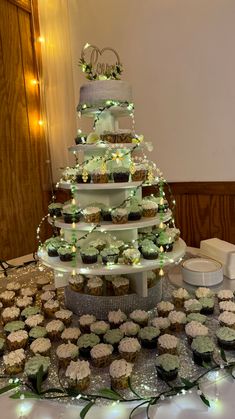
[33,34,178,278]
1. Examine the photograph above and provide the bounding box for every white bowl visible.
[182,257,223,286]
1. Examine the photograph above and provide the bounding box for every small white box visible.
[200,238,235,279]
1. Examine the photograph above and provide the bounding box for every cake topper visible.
[79,43,123,80]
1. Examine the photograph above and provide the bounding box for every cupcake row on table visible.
[68,271,157,296]
[48,197,170,225]
[0,278,235,390]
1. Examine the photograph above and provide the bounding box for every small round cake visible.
[87,277,103,295]
[21,306,41,320]
[90,343,113,367]
[217,289,234,302]
[79,314,96,333]
[138,326,160,348]
[108,309,127,327]
[219,300,235,313]
[155,353,180,382]
[184,299,202,314]
[112,166,130,183]
[43,300,60,317]
[157,301,174,317]
[83,207,101,224]
[199,297,215,315]
[90,321,110,338]
[16,296,33,309]
[7,330,28,350]
[3,348,26,375]
[77,333,100,358]
[109,358,133,389]
[151,317,171,334]
[25,354,50,382]
[123,248,141,265]
[65,359,91,391]
[185,321,208,344]
[103,329,124,350]
[1,306,20,324]
[100,247,119,265]
[55,309,73,326]
[61,327,81,344]
[142,201,158,218]
[30,337,52,356]
[40,291,56,304]
[56,343,79,367]
[111,208,129,224]
[172,288,190,308]
[218,311,235,329]
[168,310,186,332]
[29,326,47,341]
[0,290,15,306]
[216,326,235,350]
[69,274,84,292]
[46,319,64,340]
[4,320,25,335]
[195,287,214,299]
[186,313,207,324]
[118,337,141,362]
[112,276,129,296]
[191,336,215,366]
[119,321,140,337]
[81,246,99,264]
[129,309,149,327]
[6,282,21,294]
[158,333,179,355]
[25,314,44,329]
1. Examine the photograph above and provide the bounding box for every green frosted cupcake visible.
[156,354,180,381]
[138,326,160,348]
[21,306,41,320]
[199,297,215,315]
[25,354,50,381]
[157,231,174,252]
[103,329,124,350]
[80,247,99,264]
[191,336,215,366]
[216,327,235,350]
[4,321,25,335]
[186,313,207,324]
[29,326,47,341]
[77,333,100,358]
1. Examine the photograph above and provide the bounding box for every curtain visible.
[38,0,77,181]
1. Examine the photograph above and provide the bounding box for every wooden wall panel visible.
[0,0,50,260]
[145,182,235,248]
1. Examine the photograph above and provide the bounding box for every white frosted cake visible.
[79,80,132,107]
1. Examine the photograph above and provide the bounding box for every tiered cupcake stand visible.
[38,101,186,318]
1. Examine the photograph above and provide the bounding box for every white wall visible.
[68,0,235,182]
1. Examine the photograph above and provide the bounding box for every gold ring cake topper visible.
[79,43,123,80]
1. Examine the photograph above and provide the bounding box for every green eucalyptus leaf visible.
[98,388,121,400]
[200,394,210,407]
[36,365,44,394]
[40,387,66,395]
[220,348,227,363]
[80,401,94,419]
[10,391,41,399]
[0,383,19,395]
[180,377,194,388]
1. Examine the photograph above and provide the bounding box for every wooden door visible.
[0,0,50,260]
